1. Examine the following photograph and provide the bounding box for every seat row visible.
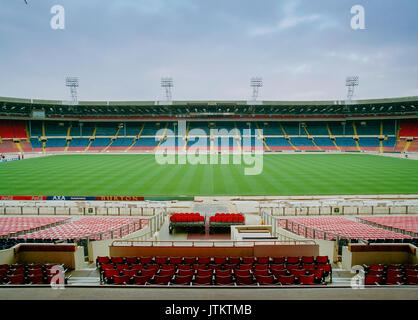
[363,264,418,285]
[96,255,330,266]
[210,213,245,223]
[0,263,67,285]
[169,213,205,223]
[103,272,323,286]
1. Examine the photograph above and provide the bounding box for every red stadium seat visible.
[298,274,315,285]
[97,256,110,265]
[122,270,138,277]
[277,275,295,285]
[169,257,183,265]
[155,257,168,265]
[256,275,275,285]
[214,257,227,264]
[256,257,270,264]
[153,275,171,285]
[141,269,157,278]
[197,257,211,265]
[177,264,192,271]
[197,269,213,277]
[242,257,256,264]
[228,257,241,264]
[172,275,192,285]
[139,257,153,264]
[235,269,251,277]
[132,275,150,285]
[214,275,233,285]
[7,274,25,284]
[183,257,196,265]
[216,269,232,277]
[130,264,144,272]
[406,275,418,285]
[385,275,404,285]
[177,269,194,277]
[286,257,300,265]
[365,275,383,285]
[194,275,213,285]
[301,256,314,264]
[315,256,329,264]
[27,275,44,284]
[115,264,130,271]
[270,264,285,272]
[125,257,138,264]
[253,269,269,277]
[272,257,286,264]
[111,257,124,264]
[159,269,175,277]
[235,275,254,285]
[161,264,176,271]
[113,275,130,285]
[254,264,269,271]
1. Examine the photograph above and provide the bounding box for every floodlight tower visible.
[250,77,263,101]
[65,77,79,105]
[161,77,174,102]
[346,76,359,101]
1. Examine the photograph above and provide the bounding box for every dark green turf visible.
[0,154,417,196]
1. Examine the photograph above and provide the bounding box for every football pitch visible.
[0,153,417,197]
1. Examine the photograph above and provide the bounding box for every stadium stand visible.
[169,213,205,234]
[96,255,332,286]
[279,217,415,241]
[363,264,418,285]
[357,216,418,235]
[0,216,70,238]
[0,263,69,285]
[16,217,142,240]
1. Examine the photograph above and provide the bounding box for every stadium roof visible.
[0,96,417,118]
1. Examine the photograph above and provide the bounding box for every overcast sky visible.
[0,0,417,101]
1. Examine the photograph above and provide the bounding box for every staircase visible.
[64,124,72,152]
[103,127,121,152]
[84,126,97,152]
[125,123,145,152]
[327,124,340,151]
[256,122,271,151]
[303,126,321,151]
[234,122,242,151]
[154,123,169,151]
[352,122,362,152]
[279,123,298,151]
[379,121,383,153]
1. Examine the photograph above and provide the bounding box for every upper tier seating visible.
[95,123,118,136]
[259,122,283,135]
[0,217,70,237]
[44,122,69,136]
[357,216,418,235]
[306,123,329,135]
[399,119,418,138]
[0,120,27,139]
[355,121,380,135]
[17,217,142,240]
[280,217,414,241]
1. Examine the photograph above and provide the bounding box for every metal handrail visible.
[110,239,317,247]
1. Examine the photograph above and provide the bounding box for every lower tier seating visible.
[96,256,332,286]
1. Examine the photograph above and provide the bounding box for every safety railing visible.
[111,238,317,247]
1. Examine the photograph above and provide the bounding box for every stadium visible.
[0,0,417,314]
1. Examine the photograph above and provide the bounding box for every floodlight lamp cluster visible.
[65,77,79,88]
[346,76,359,87]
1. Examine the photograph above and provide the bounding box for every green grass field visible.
[0,154,417,196]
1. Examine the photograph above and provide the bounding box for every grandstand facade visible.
[0,96,417,154]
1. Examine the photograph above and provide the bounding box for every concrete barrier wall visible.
[88,227,152,262]
[0,247,16,265]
